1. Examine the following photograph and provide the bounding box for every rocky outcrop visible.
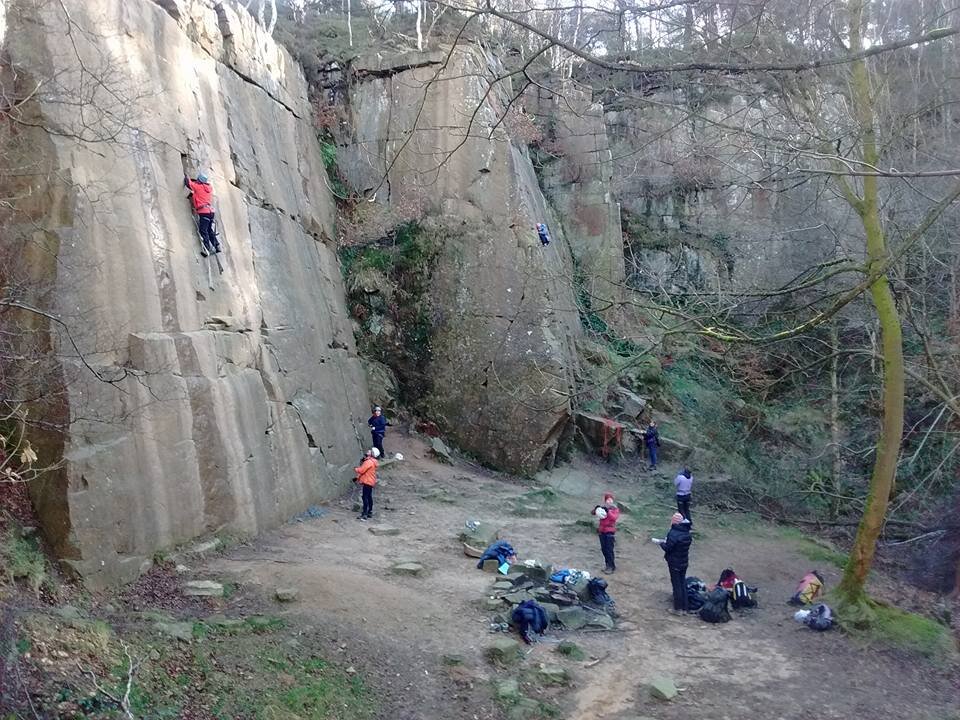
[605,94,841,292]
[529,86,625,320]
[336,48,583,474]
[2,0,369,587]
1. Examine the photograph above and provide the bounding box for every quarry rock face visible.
[337,48,585,474]
[2,0,369,587]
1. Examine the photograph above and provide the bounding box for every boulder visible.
[481,559,502,573]
[540,602,561,623]
[486,638,522,665]
[183,580,224,597]
[585,612,615,630]
[368,525,401,536]
[536,664,570,686]
[556,606,587,630]
[462,542,484,558]
[275,587,299,602]
[649,677,678,701]
[613,386,647,418]
[156,621,194,642]
[485,597,508,611]
[492,581,515,592]
[459,521,500,548]
[516,560,552,582]
[503,590,534,604]
[575,412,623,454]
[430,437,453,463]
[392,562,425,577]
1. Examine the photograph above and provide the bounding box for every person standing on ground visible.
[592,493,621,574]
[183,172,222,257]
[656,512,692,613]
[368,406,390,458]
[674,467,693,523]
[354,448,379,521]
[644,420,661,470]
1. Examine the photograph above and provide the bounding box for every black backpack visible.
[699,587,731,623]
[686,577,707,611]
[805,603,833,631]
[588,578,614,607]
[731,580,757,609]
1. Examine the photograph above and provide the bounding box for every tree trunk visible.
[829,319,842,520]
[836,0,906,607]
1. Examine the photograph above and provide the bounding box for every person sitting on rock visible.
[184,172,221,257]
[354,448,379,521]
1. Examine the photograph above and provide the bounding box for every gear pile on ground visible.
[485,567,617,634]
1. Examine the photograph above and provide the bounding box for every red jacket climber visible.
[184,172,221,257]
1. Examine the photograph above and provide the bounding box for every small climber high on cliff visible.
[536,222,552,246]
[184,172,222,257]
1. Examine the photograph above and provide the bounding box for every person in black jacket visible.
[655,512,692,612]
[367,406,390,457]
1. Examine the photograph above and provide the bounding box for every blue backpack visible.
[512,600,548,642]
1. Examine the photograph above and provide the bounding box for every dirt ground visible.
[198,434,959,720]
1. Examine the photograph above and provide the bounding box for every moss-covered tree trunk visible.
[836,0,906,606]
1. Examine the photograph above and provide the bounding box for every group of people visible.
[591,460,697,613]
[352,406,393,521]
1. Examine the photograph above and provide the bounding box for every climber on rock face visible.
[184,172,222,257]
[536,223,551,246]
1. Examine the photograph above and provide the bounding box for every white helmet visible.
[394,452,404,461]
[595,507,607,519]
[371,447,381,458]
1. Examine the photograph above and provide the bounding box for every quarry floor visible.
[202,435,959,720]
[3,433,958,719]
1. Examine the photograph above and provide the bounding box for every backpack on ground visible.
[587,578,614,607]
[698,586,731,623]
[731,580,758,609]
[804,603,833,631]
[686,576,707,611]
[512,599,548,643]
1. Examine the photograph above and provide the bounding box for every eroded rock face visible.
[337,48,583,474]
[2,0,369,587]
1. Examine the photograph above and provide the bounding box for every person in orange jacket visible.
[354,447,379,521]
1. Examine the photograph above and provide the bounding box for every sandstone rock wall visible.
[337,49,582,474]
[3,0,369,587]
[529,86,625,320]
[605,94,848,293]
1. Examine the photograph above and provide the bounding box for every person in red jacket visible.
[592,492,621,573]
[184,172,222,257]
[354,448,379,521]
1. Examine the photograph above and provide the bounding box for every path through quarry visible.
[199,434,959,720]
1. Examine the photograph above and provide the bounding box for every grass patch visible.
[13,611,370,719]
[0,527,49,596]
[841,600,958,661]
[776,526,848,569]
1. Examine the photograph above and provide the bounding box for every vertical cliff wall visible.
[336,49,583,474]
[2,0,369,587]
[529,86,625,321]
